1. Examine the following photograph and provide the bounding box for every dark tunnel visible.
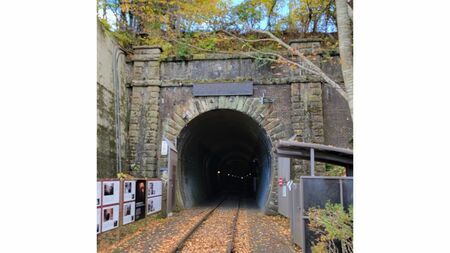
[177,109,272,209]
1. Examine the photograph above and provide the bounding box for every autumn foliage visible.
[97,0,339,55]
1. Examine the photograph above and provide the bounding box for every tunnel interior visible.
[177,109,272,209]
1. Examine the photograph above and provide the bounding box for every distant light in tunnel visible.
[217,170,221,174]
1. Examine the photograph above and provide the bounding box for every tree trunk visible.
[288,0,295,33]
[335,0,353,118]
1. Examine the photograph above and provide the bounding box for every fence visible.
[297,176,353,253]
[97,178,163,234]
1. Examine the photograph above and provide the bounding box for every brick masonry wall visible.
[322,84,353,149]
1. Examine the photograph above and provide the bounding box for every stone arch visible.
[161,95,288,213]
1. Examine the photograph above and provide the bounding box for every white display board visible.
[101,204,119,232]
[123,201,136,225]
[123,181,136,202]
[97,181,101,207]
[102,181,120,205]
[147,196,162,215]
[97,208,101,234]
[147,181,162,197]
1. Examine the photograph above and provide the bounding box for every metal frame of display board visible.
[96,178,163,235]
[97,178,163,235]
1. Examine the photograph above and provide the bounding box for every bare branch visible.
[249,28,348,100]
[165,29,347,102]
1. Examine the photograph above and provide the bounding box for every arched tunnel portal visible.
[177,109,272,209]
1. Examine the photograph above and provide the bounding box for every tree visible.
[335,0,353,117]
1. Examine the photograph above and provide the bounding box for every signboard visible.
[101,204,119,232]
[97,182,101,207]
[135,180,147,221]
[97,208,101,234]
[161,140,168,156]
[160,167,168,180]
[147,196,162,215]
[193,82,253,97]
[147,181,162,197]
[287,180,293,191]
[123,181,136,202]
[123,202,136,225]
[102,181,120,205]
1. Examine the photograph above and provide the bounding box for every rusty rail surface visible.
[226,197,240,253]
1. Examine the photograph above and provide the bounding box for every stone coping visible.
[160,49,338,62]
[288,38,323,44]
[133,45,163,51]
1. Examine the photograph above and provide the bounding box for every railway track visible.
[172,196,241,253]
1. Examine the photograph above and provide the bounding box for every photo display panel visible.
[97,208,101,234]
[102,181,120,205]
[147,180,162,197]
[101,204,119,232]
[97,181,101,207]
[135,180,147,221]
[147,196,162,215]
[122,201,136,225]
[123,180,136,202]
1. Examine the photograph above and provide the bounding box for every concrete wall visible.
[97,24,131,178]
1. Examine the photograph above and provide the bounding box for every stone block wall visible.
[290,82,326,178]
[128,46,162,178]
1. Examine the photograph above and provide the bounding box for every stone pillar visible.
[290,82,325,178]
[128,46,162,177]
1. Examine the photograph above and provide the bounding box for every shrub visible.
[308,202,353,253]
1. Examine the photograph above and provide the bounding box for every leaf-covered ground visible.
[179,197,239,252]
[234,198,301,253]
[97,203,218,253]
[97,197,301,252]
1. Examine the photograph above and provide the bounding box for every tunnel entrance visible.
[177,109,272,209]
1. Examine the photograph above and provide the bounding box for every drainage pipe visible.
[113,47,126,174]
